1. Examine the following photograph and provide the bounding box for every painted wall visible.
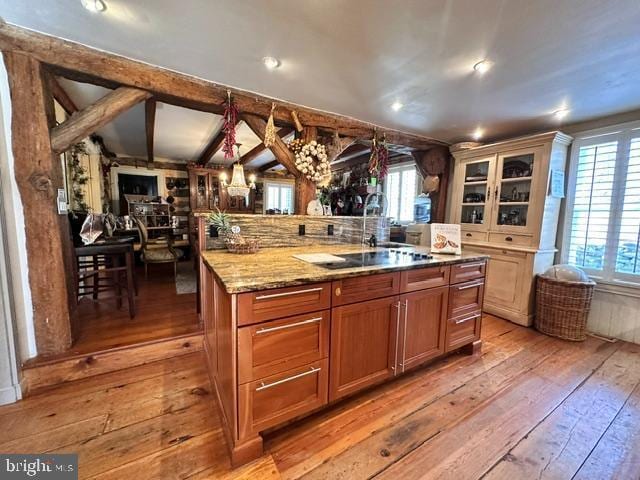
[0,58,36,363]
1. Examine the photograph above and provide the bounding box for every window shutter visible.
[616,137,640,275]
[567,141,618,270]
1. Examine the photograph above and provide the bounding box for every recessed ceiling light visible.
[262,56,281,70]
[391,101,404,112]
[553,108,570,120]
[472,128,484,140]
[473,60,492,74]
[81,0,107,12]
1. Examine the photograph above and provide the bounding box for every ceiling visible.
[2,0,640,149]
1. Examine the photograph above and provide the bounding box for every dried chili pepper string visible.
[222,90,238,159]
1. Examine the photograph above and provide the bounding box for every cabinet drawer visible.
[237,282,331,326]
[400,266,450,293]
[446,312,482,352]
[238,359,328,437]
[450,261,486,284]
[488,233,532,247]
[461,230,488,242]
[238,311,329,383]
[448,279,485,319]
[332,272,400,306]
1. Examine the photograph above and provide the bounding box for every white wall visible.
[0,58,36,362]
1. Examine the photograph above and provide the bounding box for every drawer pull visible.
[455,313,481,324]
[255,287,323,301]
[255,317,322,335]
[335,287,341,297]
[459,262,484,269]
[255,366,321,391]
[392,301,401,374]
[457,281,484,290]
[466,233,472,237]
[505,236,513,242]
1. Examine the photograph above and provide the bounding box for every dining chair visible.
[132,216,184,278]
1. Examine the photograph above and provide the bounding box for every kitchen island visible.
[200,244,488,466]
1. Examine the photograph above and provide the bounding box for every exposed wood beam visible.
[239,126,294,165]
[241,114,299,176]
[295,127,318,214]
[258,160,281,172]
[115,156,187,171]
[197,118,239,166]
[47,74,77,115]
[50,86,151,154]
[0,23,448,150]
[3,51,73,355]
[145,98,156,166]
[330,143,370,165]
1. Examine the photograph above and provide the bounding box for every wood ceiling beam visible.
[115,156,187,171]
[258,160,281,172]
[330,143,370,165]
[0,23,448,150]
[50,86,151,154]
[197,118,240,166]
[241,113,299,176]
[145,98,156,167]
[240,126,294,165]
[47,74,77,115]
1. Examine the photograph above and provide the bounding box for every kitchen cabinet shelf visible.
[500,176,533,183]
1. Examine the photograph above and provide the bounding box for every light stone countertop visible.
[201,244,488,294]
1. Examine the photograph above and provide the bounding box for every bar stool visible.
[75,240,136,318]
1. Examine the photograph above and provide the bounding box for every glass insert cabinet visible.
[452,145,545,239]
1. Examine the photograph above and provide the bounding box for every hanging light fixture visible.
[220,144,256,197]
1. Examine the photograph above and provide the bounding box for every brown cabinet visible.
[238,359,328,438]
[450,261,486,284]
[237,310,329,383]
[329,296,400,401]
[446,313,482,352]
[448,279,485,319]
[332,272,400,306]
[398,286,449,373]
[400,266,450,292]
[237,283,331,326]
[188,165,255,214]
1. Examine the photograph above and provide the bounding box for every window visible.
[263,181,293,214]
[384,163,420,223]
[563,122,640,284]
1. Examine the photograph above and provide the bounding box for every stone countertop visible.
[201,244,488,294]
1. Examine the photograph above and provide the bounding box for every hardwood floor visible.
[34,262,200,361]
[2,315,639,479]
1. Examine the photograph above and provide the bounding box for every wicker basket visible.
[534,275,595,341]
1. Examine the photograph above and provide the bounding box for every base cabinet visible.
[398,287,448,373]
[202,258,486,467]
[329,297,399,401]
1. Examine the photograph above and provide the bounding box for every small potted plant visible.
[208,208,259,253]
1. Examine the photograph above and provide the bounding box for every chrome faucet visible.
[362,191,388,245]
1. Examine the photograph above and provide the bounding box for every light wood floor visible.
[3,315,639,479]
[38,262,200,361]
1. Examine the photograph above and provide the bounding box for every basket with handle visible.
[534,275,595,341]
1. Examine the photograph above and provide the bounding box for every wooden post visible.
[412,146,451,223]
[3,52,74,355]
[145,98,156,167]
[295,126,318,214]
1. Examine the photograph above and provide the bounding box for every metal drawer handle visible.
[255,317,322,335]
[255,287,323,301]
[455,313,481,324]
[457,281,484,290]
[392,301,401,374]
[459,262,484,269]
[255,366,321,391]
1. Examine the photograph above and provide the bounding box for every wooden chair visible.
[132,216,184,278]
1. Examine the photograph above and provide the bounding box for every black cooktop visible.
[318,249,433,270]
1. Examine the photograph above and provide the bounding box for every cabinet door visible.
[192,170,210,211]
[399,286,448,373]
[484,250,527,314]
[490,146,544,235]
[329,296,400,401]
[454,156,497,233]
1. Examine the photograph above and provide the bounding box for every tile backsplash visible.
[203,214,389,250]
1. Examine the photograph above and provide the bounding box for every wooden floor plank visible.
[372,338,619,480]
[573,372,640,479]
[270,323,546,478]
[484,342,640,480]
[300,334,562,480]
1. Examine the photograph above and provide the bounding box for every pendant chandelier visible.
[221,144,256,197]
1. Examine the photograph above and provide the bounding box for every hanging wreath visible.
[222,90,238,159]
[291,140,330,183]
[368,132,389,181]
